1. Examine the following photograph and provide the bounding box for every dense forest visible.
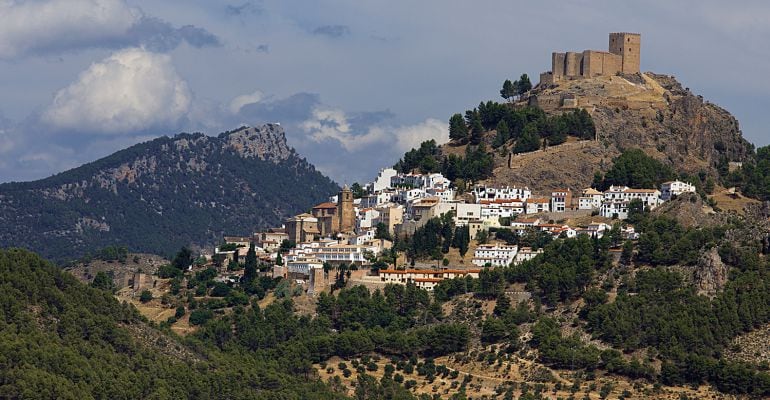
[0,248,474,399]
[724,144,770,201]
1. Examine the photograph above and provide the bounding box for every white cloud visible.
[43,47,191,133]
[0,0,220,58]
[0,0,141,58]
[301,107,387,151]
[300,106,447,153]
[391,118,448,152]
[229,90,263,114]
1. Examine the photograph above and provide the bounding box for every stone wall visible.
[583,51,622,77]
[552,52,566,78]
[542,32,640,85]
[565,52,582,76]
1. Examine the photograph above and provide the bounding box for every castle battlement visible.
[540,32,640,86]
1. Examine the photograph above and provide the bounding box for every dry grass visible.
[709,187,760,215]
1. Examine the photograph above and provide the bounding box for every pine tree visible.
[500,79,515,101]
[515,73,532,95]
[494,291,511,316]
[513,126,540,154]
[241,243,257,288]
[470,118,484,145]
[448,113,468,142]
[492,120,510,148]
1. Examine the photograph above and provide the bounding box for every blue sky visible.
[0,0,768,184]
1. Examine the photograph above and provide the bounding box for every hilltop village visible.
[32,29,770,400]
[119,32,704,299]
[206,167,695,294]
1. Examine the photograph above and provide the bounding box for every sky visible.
[0,0,768,185]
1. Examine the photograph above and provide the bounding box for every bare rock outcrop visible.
[222,123,293,163]
[483,73,754,191]
[694,247,728,295]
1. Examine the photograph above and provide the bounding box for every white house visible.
[480,199,525,219]
[660,180,696,200]
[287,257,324,276]
[360,191,397,208]
[356,208,381,231]
[525,197,551,214]
[453,203,483,226]
[600,200,629,219]
[473,185,532,203]
[472,243,519,267]
[427,187,455,202]
[513,247,544,264]
[550,189,572,212]
[367,168,398,192]
[390,172,450,190]
[603,186,663,209]
[578,188,603,210]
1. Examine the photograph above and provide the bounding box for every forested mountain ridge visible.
[0,124,339,263]
[0,248,347,399]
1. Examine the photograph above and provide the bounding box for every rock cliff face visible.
[591,73,752,172]
[0,124,339,262]
[485,73,753,191]
[221,124,293,162]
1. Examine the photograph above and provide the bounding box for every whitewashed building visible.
[525,197,551,214]
[603,186,663,209]
[660,180,696,200]
[367,168,398,192]
[513,247,544,264]
[480,199,526,219]
[600,200,629,219]
[578,188,603,210]
[473,185,532,203]
[472,243,519,267]
[287,257,324,276]
[550,189,572,212]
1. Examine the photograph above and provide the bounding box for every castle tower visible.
[608,32,640,74]
[337,185,355,233]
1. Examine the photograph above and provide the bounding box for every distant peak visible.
[223,123,292,163]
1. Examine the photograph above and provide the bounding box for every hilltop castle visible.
[539,32,640,85]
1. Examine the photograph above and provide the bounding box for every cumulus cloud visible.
[391,118,449,152]
[43,47,191,133]
[301,107,386,151]
[229,90,264,114]
[0,0,219,58]
[300,107,448,152]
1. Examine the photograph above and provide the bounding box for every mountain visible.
[418,73,755,192]
[0,124,339,262]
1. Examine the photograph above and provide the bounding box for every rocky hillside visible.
[483,73,754,190]
[0,124,338,262]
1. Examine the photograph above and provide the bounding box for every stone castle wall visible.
[545,32,640,84]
